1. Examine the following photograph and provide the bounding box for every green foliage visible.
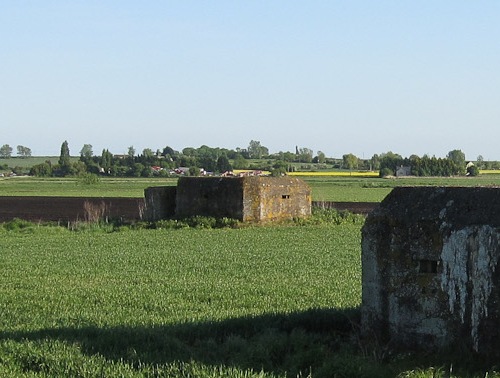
[216,154,232,173]
[58,140,71,175]
[248,140,269,159]
[295,208,365,226]
[153,216,240,230]
[188,166,200,176]
[411,155,463,176]
[66,220,117,233]
[343,153,359,171]
[447,149,466,168]
[379,151,404,174]
[79,144,93,164]
[379,167,394,177]
[130,163,144,177]
[100,149,114,172]
[2,218,36,232]
[29,162,53,177]
[0,144,13,158]
[78,173,101,185]
[232,154,249,169]
[270,160,288,176]
[16,145,31,158]
[467,165,480,176]
[296,147,313,163]
[376,150,467,177]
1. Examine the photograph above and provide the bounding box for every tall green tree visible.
[447,149,466,166]
[141,148,155,165]
[127,146,135,158]
[162,146,176,157]
[79,144,93,162]
[316,151,326,164]
[378,151,404,176]
[216,155,232,173]
[58,140,71,175]
[447,149,466,174]
[343,153,359,173]
[59,141,70,165]
[247,140,268,159]
[476,155,484,169]
[16,145,31,158]
[100,149,114,172]
[182,147,197,157]
[370,154,380,171]
[0,144,13,158]
[297,147,313,163]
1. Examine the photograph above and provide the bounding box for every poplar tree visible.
[58,140,71,175]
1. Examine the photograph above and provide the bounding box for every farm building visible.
[144,176,311,222]
[361,186,500,357]
[395,165,411,177]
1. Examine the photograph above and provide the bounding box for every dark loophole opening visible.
[419,259,440,274]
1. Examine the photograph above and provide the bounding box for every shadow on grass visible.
[0,307,367,377]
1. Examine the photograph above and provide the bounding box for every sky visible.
[1,1,499,160]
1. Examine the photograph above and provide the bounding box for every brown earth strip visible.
[0,197,378,223]
[0,197,145,223]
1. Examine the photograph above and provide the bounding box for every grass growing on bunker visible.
[0,222,499,377]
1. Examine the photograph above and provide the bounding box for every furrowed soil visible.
[0,197,377,222]
[0,196,145,223]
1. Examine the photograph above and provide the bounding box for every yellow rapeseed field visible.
[288,171,379,177]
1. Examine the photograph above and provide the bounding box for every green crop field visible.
[3,174,500,202]
[0,223,363,377]
[0,177,177,198]
[300,175,500,202]
[0,221,497,377]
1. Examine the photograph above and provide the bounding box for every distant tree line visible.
[2,140,497,178]
[374,149,478,177]
[0,144,32,158]
[24,140,339,178]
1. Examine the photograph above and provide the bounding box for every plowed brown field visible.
[0,197,377,223]
[0,197,145,223]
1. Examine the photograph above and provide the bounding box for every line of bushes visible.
[0,208,366,233]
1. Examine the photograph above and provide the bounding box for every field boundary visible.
[0,197,378,222]
[0,196,145,223]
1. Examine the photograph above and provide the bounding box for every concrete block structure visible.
[362,186,500,356]
[144,176,311,222]
[143,186,177,221]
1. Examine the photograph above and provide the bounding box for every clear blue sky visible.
[1,1,499,160]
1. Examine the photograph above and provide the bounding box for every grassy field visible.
[0,221,495,377]
[0,223,362,377]
[3,174,500,202]
[2,170,500,376]
[300,175,500,202]
[0,177,178,198]
[0,157,80,170]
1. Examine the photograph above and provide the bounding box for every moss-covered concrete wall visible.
[362,187,500,357]
[161,176,312,222]
[242,177,311,222]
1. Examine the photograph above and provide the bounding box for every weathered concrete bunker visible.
[362,186,500,356]
[144,176,311,222]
